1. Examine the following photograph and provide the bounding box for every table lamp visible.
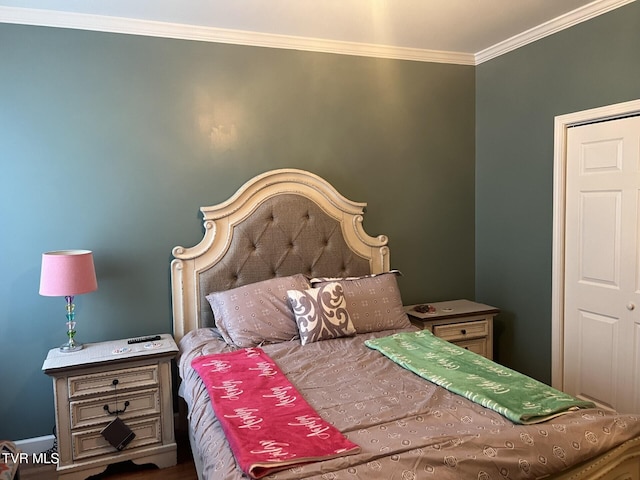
[39,250,98,352]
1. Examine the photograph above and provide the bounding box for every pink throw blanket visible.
[191,347,360,478]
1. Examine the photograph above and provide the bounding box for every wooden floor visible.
[20,432,197,480]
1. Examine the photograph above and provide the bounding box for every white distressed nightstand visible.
[405,299,499,360]
[42,334,178,480]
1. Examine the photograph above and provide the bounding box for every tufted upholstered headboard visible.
[170,169,390,341]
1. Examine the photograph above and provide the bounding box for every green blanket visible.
[365,330,595,424]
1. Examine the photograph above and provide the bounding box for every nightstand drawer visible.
[433,320,488,342]
[68,365,159,398]
[72,416,162,460]
[454,338,487,357]
[70,388,161,429]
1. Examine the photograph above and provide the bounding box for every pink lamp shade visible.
[39,250,98,296]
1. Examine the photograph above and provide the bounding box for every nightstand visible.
[42,334,178,480]
[405,299,499,360]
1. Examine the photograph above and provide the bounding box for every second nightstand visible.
[42,334,178,480]
[405,299,499,360]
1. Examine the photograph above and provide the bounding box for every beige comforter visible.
[178,327,640,479]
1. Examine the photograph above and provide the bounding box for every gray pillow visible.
[310,271,410,333]
[205,274,310,347]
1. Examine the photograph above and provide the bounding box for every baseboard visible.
[14,435,55,455]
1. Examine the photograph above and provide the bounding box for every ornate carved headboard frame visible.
[171,168,390,341]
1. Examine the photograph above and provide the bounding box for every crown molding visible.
[0,6,475,65]
[475,0,636,64]
[0,0,633,66]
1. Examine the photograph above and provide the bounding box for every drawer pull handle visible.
[104,401,130,416]
[104,378,128,415]
[460,329,467,335]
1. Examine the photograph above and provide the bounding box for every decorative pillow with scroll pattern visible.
[310,271,411,333]
[205,274,310,347]
[287,282,356,345]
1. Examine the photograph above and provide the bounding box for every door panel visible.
[579,191,620,286]
[581,138,622,173]
[577,310,618,408]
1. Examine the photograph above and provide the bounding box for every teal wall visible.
[476,2,640,382]
[0,24,475,440]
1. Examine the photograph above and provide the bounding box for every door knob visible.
[627,302,636,311]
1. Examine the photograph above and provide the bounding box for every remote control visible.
[127,335,161,344]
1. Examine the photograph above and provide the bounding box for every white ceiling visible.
[0,0,634,64]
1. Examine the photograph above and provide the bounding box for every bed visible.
[171,168,640,480]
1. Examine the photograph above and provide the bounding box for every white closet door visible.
[564,115,640,413]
